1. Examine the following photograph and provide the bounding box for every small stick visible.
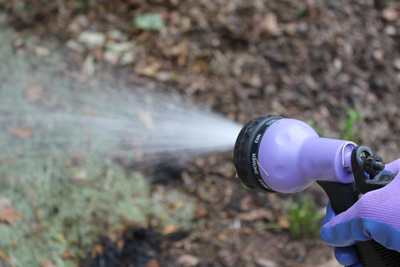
[0,249,15,267]
[20,181,45,228]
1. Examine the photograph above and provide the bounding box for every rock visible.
[385,25,396,36]
[382,8,400,21]
[333,58,342,72]
[394,58,400,70]
[78,31,106,49]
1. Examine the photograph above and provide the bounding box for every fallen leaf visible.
[95,244,103,255]
[117,239,124,252]
[217,232,228,242]
[134,13,165,31]
[35,46,50,56]
[0,207,23,226]
[78,31,106,48]
[238,209,274,222]
[62,251,72,259]
[176,254,200,267]
[256,258,278,267]
[135,63,160,77]
[192,59,209,73]
[163,224,179,235]
[12,127,34,139]
[24,84,45,102]
[42,258,58,267]
[146,259,160,267]
[261,13,278,34]
[278,216,290,229]
[193,208,208,220]
[172,201,185,211]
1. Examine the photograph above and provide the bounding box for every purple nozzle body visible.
[257,118,355,193]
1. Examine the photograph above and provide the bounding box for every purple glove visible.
[320,159,400,266]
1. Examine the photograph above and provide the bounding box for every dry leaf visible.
[146,259,160,267]
[176,254,200,267]
[278,216,290,229]
[255,258,278,267]
[62,251,72,259]
[12,127,34,139]
[171,201,185,211]
[192,59,209,73]
[0,207,23,226]
[193,208,208,220]
[24,84,45,102]
[135,63,160,77]
[238,209,274,222]
[42,258,58,267]
[261,13,278,34]
[163,224,179,235]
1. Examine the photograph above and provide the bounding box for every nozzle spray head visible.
[234,115,356,193]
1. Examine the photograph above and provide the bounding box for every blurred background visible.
[0,0,400,266]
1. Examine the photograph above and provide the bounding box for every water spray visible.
[234,115,400,267]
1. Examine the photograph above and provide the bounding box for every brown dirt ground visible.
[2,0,400,266]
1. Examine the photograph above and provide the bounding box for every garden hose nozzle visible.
[234,115,400,267]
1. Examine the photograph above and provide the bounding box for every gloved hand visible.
[320,159,400,267]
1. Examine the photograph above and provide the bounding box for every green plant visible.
[287,193,323,239]
[134,13,165,31]
[341,108,364,142]
[306,118,324,137]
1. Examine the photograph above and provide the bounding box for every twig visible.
[20,181,45,228]
[0,249,15,267]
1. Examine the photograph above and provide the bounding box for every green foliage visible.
[341,108,364,142]
[287,193,323,239]
[306,118,324,137]
[134,13,165,31]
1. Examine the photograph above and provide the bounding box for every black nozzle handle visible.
[317,181,400,267]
